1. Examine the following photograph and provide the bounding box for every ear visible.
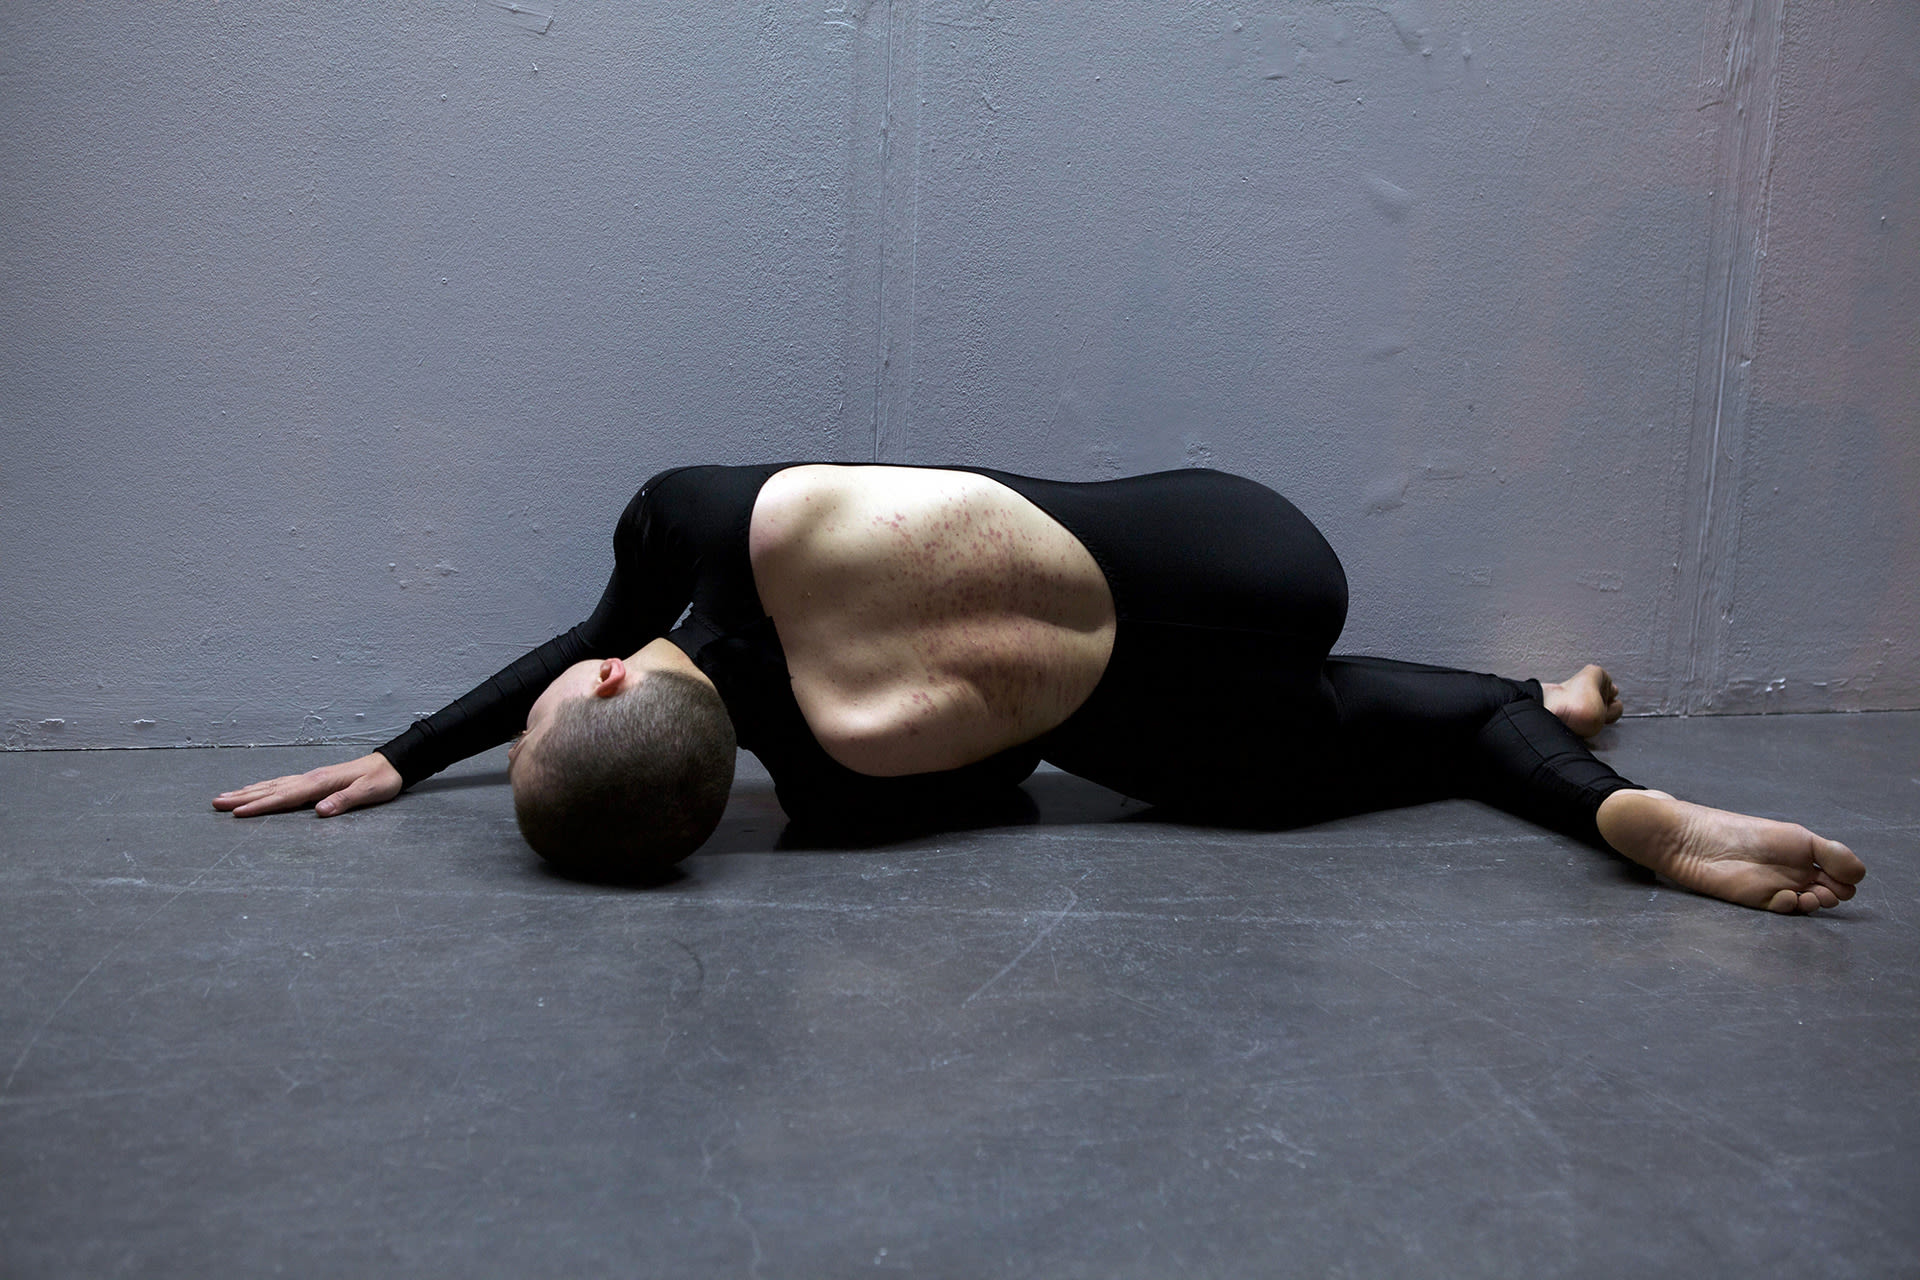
[589,657,630,699]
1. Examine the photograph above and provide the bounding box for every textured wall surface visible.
[1698,0,1920,712]
[2,0,1915,750]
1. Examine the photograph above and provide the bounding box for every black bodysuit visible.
[378,464,1640,842]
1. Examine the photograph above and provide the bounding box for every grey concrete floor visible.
[1,713,1915,1278]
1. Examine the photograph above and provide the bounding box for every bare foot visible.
[1542,663,1623,739]
[1595,789,1866,914]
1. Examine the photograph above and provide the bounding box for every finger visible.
[315,785,359,817]
[215,775,309,808]
[230,791,310,817]
[229,797,286,817]
[216,784,273,812]
[213,779,281,806]
[215,788,281,811]
[316,775,386,817]
[231,777,333,817]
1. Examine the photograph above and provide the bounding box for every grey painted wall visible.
[3,0,1915,752]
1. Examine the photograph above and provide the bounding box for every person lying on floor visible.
[215,463,1865,914]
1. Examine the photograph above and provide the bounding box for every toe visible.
[1810,884,1839,910]
[1813,869,1855,902]
[1817,839,1866,885]
[1767,888,1801,913]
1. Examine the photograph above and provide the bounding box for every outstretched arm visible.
[210,466,709,818]
[210,608,627,820]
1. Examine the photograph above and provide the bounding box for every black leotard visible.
[377,464,1639,841]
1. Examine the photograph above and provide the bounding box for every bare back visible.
[748,465,1116,777]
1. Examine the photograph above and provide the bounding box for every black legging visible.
[999,468,1642,843]
[1317,656,1638,843]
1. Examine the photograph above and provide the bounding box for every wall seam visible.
[869,0,897,461]
[1676,0,1787,713]
[871,0,919,463]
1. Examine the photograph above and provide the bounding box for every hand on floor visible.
[213,752,403,818]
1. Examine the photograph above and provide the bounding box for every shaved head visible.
[511,671,736,876]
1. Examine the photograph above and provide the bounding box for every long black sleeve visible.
[374,469,705,789]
